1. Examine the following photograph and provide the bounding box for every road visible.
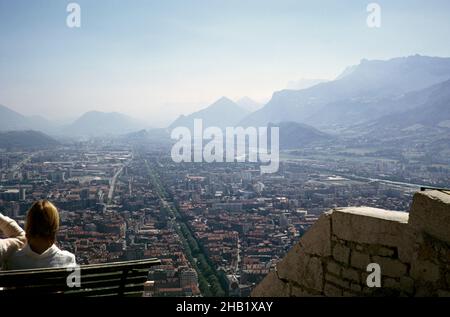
[107,161,131,204]
[7,151,41,173]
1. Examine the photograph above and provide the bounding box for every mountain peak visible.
[216,96,234,103]
[169,97,249,129]
[237,96,254,103]
[209,96,237,109]
[64,111,147,136]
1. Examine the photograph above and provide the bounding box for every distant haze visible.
[1,1,450,126]
[286,79,328,90]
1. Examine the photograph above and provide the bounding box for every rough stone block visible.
[290,285,319,297]
[415,284,435,297]
[277,247,324,292]
[361,272,373,288]
[375,246,396,257]
[324,283,342,297]
[410,260,440,283]
[342,268,360,283]
[437,290,450,297]
[276,243,307,282]
[417,239,439,260]
[409,190,450,244]
[251,271,289,297]
[372,256,408,278]
[333,243,350,264]
[303,257,324,292]
[325,273,350,289]
[326,261,342,276]
[299,213,331,257]
[397,229,417,264]
[400,276,415,295]
[350,283,362,293]
[362,286,375,296]
[351,251,370,270]
[438,243,450,264]
[332,207,408,246]
[383,277,401,290]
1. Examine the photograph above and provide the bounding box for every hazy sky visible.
[1,0,450,126]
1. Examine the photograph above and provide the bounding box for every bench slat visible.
[0,268,151,287]
[0,258,160,296]
[65,284,147,297]
[0,258,160,277]
[0,276,148,295]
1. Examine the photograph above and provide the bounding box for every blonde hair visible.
[25,200,60,240]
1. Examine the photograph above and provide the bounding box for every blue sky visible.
[1,0,450,126]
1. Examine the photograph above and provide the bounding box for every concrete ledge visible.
[334,207,409,223]
[332,207,409,246]
[409,190,450,244]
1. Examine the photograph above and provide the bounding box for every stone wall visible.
[251,190,450,297]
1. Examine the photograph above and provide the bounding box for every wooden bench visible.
[0,258,160,296]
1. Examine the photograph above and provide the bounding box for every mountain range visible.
[0,130,58,149]
[63,111,147,137]
[360,79,450,139]
[0,106,148,137]
[239,55,450,128]
[0,104,58,133]
[2,55,450,148]
[267,122,333,150]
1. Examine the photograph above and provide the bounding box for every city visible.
[2,134,443,296]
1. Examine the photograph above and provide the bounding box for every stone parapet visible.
[251,190,450,297]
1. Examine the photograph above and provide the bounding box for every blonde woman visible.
[5,200,76,270]
[0,212,26,268]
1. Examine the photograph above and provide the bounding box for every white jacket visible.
[5,243,76,270]
[0,213,26,266]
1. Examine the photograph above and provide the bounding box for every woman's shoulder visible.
[55,247,75,258]
[56,248,76,264]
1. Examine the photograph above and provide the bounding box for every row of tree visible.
[146,159,228,297]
